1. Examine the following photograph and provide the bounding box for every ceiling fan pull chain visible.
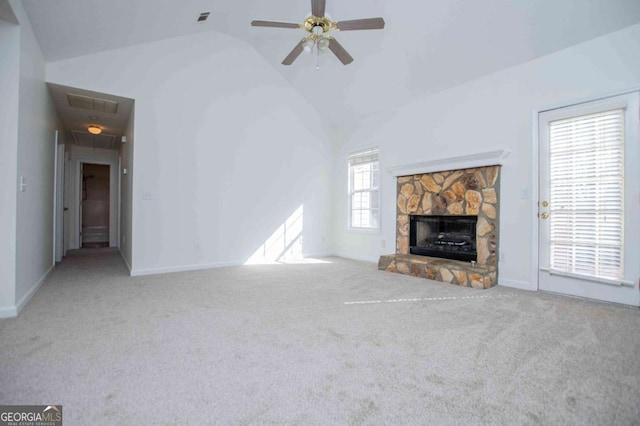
[316,47,320,70]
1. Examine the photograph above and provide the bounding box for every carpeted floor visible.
[1,248,639,424]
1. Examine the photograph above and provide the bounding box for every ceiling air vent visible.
[71,130,117,150]
[67,93,118,114]
[197,12,210,22]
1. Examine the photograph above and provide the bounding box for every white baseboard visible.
[131,252,343,277]
[0,305,18,319]
[304,251,334,259]
[2,264,56,318]
[333,252,380,264]
[499,278,535,291]
[130,259,245,277]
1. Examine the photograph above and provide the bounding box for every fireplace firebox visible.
[409,215,477,262]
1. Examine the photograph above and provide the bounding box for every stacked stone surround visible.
[378,165,500,289]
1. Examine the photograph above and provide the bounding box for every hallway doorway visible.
[81,163,110,248]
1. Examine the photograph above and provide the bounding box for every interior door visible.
[538,92,640,306]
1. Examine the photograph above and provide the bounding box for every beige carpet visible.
[1,248,639,424]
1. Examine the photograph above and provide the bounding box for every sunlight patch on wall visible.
[245,205,304,265]
[245,204,331,265]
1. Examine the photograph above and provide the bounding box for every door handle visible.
[540,212,549,219]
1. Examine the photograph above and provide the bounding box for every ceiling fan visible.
[251,0,385,67]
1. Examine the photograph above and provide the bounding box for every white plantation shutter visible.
[548,109,624,280]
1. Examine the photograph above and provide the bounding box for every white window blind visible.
[348,148,379,229]
[549,108,625,280]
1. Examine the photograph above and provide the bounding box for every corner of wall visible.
[0,15,20,316]
[11,0,60,309]
[498,278,535,291]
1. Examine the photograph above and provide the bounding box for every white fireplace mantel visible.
[386,148,511,177]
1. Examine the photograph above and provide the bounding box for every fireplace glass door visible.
[410,215,477,262]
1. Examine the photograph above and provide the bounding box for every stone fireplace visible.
[378,165,500,289]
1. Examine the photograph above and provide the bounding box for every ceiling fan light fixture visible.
[87,125,102,135]
[303,38,315,53]
[317,37,330,51]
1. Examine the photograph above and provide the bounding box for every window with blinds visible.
[549,108,624,280]
[348,148,379,229]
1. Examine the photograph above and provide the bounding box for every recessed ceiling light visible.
[197,12,210,22]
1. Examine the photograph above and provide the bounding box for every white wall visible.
[66,145,120,249]
[119,108,135,271]
[47,31,333,275]
[0,15,20,316]
[10,0,61,312]
[332,23,640,290]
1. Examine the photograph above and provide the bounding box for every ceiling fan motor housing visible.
[304,16,333,33]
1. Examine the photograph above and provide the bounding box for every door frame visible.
[63,150,70,256]
[53,132,65,263]
[532,85,640,299]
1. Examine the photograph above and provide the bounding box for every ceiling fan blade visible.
[328,38,354,65]
[251,20,300,29]
[336,17,385,31]
[282,40,306,65]
[311,0,326,17]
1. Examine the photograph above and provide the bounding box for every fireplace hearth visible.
[410,215,477,262]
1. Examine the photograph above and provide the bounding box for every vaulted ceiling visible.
[21,0,640,130]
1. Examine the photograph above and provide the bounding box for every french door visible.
[538,92,640,306]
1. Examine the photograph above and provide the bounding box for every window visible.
[549,108,624,280]
[348,148,379,229]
